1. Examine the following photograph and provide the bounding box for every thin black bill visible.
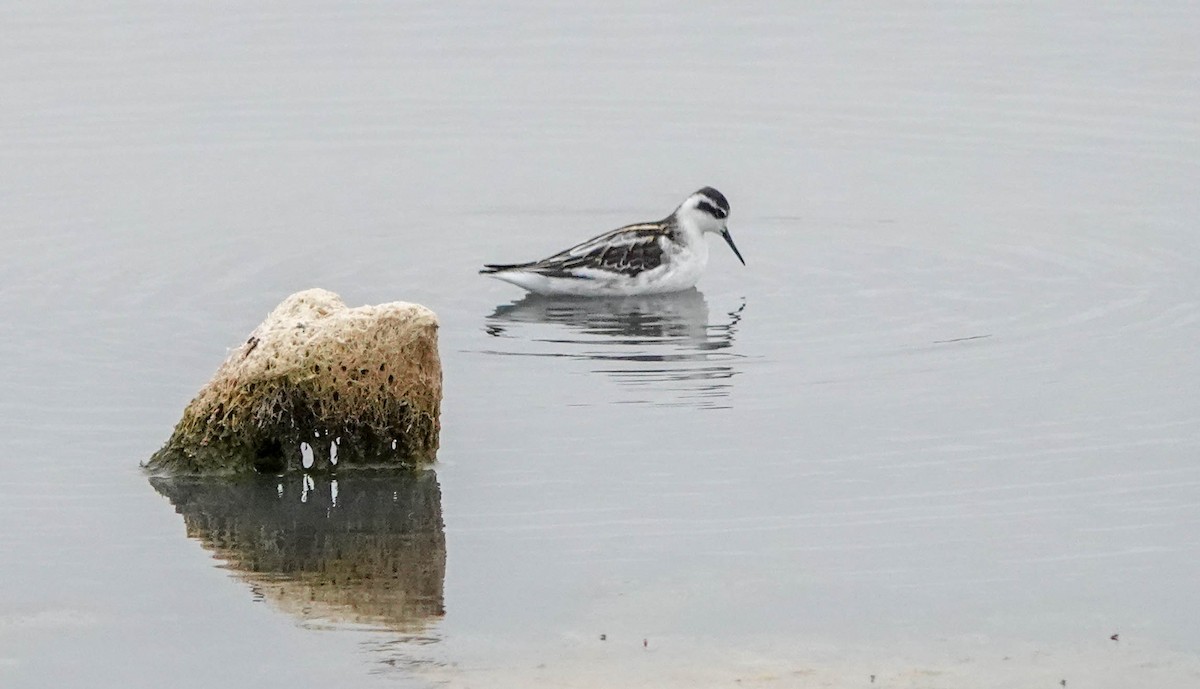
[721,228,746,265]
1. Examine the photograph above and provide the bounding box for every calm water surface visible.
[3,2,1199,687]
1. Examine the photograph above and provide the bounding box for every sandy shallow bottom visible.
[408,634,1200,689]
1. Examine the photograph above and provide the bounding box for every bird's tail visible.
[480,262,533,274]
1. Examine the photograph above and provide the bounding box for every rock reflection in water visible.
[150,470,445,632]
[484,288,745,408]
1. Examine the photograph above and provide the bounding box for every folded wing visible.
[483,224,674,279]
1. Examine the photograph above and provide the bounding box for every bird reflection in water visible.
[150,470,445,636]
[484,288,746,409]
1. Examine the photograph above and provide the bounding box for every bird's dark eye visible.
[697,201,727,219]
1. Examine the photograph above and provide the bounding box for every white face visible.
[676,188,745,265]
[676,192,730,234]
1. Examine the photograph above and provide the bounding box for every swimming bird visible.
[480,187,744,296]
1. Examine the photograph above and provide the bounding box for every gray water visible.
[3,2,1200,687]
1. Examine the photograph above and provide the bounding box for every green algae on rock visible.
[146,288,442,474]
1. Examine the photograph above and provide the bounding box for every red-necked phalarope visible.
[480,187,745,297]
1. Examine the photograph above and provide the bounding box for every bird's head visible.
[674,186,744,265]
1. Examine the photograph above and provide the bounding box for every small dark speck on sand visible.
[599,634,606,641]
[933,334,992,345]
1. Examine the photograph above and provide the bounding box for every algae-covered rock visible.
[146,288,442,474]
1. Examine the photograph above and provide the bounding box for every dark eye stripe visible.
[697,201,727,219]
[697,187,730,212]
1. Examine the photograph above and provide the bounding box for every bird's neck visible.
[672,216,706,245]
[670,217,710,266]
